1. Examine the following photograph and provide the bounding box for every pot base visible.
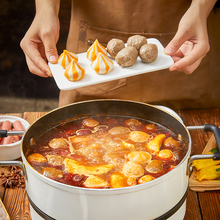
[29,202,186,220]
[28,188,187,220]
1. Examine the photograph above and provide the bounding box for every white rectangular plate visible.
[49,38,174,91]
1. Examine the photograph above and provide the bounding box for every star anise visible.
[1,177,14,188]
[0,166,25,188]
[9,166,17,171]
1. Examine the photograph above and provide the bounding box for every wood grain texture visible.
[0,167,9,200]
[23,112,46,125]
[185,190,202,220]
[3,188,31,220]
[199,191,220,220]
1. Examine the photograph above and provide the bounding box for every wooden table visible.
[0,110,220,220]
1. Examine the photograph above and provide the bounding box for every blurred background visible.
[0,0,71,113]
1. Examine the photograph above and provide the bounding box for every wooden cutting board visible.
[189,134,220,191]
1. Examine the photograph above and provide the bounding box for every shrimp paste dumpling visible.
[86,39,107,62]
[91,53,114,75]
[64,59,85,81]
[58,50,78,68]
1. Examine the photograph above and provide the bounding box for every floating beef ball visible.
[107,39,125,59]
[115,46,138,67]
[127,35,148,51]
[139,43,158,63]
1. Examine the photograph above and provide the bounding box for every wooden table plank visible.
[199,191,220,220]
[4,188,31,220]
[185,190,202,220]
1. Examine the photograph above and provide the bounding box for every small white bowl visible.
[0,115,30,161]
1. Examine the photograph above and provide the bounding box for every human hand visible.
[164,1,211,74]
[20,9,60,77]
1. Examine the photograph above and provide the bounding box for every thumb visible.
[43,36,59,64]
[164,32,187,56]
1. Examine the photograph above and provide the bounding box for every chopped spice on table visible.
[0,166,25,188]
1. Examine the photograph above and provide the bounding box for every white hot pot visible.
[1,100,220,220]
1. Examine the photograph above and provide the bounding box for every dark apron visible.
[59,0,220,109]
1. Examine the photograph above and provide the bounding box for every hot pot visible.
[1,99,220,220]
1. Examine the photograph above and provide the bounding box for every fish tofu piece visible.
[163,137,181,149]
[122,161,144,177]
[129,131,150,143]
[63,158,114,175]
[41,167,63,178]
[146,134,166,155]
[145,160,164,173]
[158,149,173,160]
[27,153,47,163]
[110,173,128,188]
[46,155,64,166]
[82,118,99,127]
[109,126,130,135]
[138,175,155,184]
[84,175,109,188]
[127,151,151,164]
[49,138,69,148]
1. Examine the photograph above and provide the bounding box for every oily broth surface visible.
[26,116,187,188]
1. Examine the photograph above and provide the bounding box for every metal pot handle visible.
[0,161,28,181]
[0,130,25,137]
[187,124,220,174]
